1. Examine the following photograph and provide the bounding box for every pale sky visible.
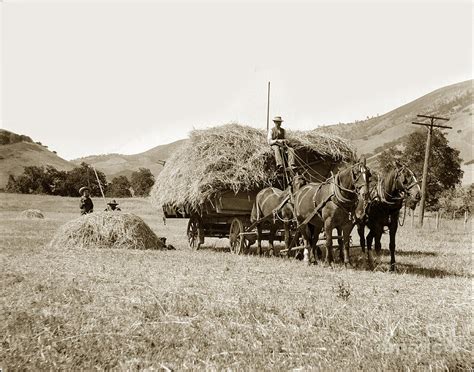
[1,0,472,160]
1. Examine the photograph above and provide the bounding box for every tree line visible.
[6,162,155,197]
[376,129,471,213]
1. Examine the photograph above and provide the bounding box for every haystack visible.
[151,123,355,210]
[20,209,44,219]
[50,212,167,250]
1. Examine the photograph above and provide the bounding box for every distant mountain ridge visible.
[317,80,472,184]
[1,79,472,189]
[71,139,187,180]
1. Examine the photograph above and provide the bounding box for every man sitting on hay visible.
[79,186,94,215]
[267,116,296,172]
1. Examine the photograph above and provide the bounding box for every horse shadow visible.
[344,248,469,278]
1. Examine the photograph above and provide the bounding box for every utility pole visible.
[266,82,271,132]
[411,114,451,227]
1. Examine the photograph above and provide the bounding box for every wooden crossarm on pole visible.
[411,121,453,129]
[417,114,450,121]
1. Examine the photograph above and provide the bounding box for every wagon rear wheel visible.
[187,215,203,250]
[229,218,246,255]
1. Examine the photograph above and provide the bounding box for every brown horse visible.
[250,186,294,256]
[357,164,421,271]
[293,159,370,266]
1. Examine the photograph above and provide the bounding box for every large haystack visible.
[151,123,355,210]
[19,209,44,219]
[50,212,166,250]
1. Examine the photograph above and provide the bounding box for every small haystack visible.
[151,123,355,210]
[20,209,44,219]
[50,212,167,250]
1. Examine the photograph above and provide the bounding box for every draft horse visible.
[293,158,370,266]
[357,163,421,271]
[250,186,294,256]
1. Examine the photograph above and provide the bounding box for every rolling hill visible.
[318,80,472,184]
[71,139,187,180]
[0,130,74,189]
[2,80,471,189]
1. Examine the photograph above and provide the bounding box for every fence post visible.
[435,211,440,230]
[464,211,468,231]
[411,211,415,228]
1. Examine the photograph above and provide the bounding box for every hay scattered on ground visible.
[50,212,167,250]
[151,123,355,210]
[19,209,44,219]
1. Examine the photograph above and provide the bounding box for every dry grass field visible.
[1,193,471,370]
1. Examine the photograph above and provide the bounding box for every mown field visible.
[1,193,472,370]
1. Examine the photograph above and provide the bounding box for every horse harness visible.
[375,167,419,205]
[371,166,419,226]
[296,166,365,226]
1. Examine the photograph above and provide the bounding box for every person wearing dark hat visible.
[267,116,295,171]
[79,186,94,215]
[105,200,121,212]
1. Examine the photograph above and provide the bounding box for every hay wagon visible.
[152,124,355,253]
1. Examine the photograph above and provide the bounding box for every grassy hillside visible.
[0,193,471,370]
[318,80,473,183]
[72,139,187,180]
[0,141,74,189]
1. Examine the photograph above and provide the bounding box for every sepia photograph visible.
[1,0,472,370]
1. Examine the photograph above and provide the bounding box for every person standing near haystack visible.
[79,186,94,215]
[267,116,296,171]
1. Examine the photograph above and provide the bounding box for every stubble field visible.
[0,193,472,370]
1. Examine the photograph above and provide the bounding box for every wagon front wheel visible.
[229,218,246,255]
[187,215,203,250]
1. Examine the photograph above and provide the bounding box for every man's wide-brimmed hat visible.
[78,186,90,194]
[273,116,284,123]
[108,200,119,206]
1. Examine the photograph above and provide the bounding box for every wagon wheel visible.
[229,218,246,255]
[187,215,203,250]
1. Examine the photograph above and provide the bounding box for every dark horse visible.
[250,186,294,256]
[293,159,370,266]
[357,164,421,271]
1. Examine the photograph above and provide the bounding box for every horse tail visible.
[251,194,262,223]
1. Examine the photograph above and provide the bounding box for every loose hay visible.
[20,209,44,219]
[50,212,166,250]
[151,123,355,210]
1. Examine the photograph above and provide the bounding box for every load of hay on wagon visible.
[150,123,355,212]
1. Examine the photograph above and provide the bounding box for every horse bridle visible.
[333,163,369,204]
[378,166,419,205]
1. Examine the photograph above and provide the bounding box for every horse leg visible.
[268,225,276,257]
[307,224,317,265]
[389,218,398,272]
[342,223,352,268]
[256,224,262,256]
[357,223,366,253]
[301,225,311,264]
[288,230,299,259]
[366,229,374,269]
[284,222,290,258]
[337,226,344,262]
[324,219,334,266]
[374,228,383,266]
